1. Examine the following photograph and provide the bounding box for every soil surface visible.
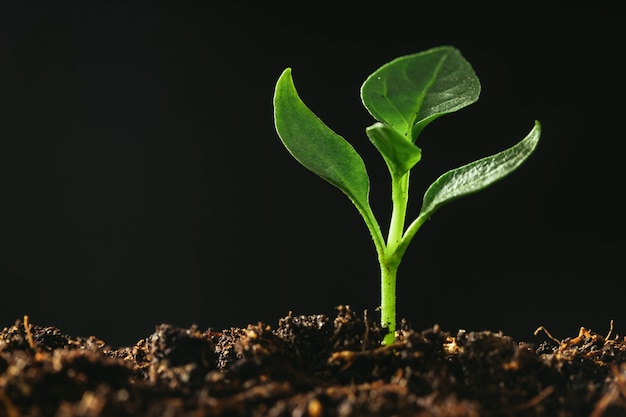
[1,306,626,417]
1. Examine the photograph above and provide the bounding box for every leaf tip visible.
[278,67,292,82]
[529,120,542,147]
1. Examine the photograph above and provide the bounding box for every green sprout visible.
[273,45,541,345]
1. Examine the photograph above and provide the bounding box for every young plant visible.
[273,46,541,345]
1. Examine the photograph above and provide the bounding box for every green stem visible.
[380,259,399,345]
[387,172,410,253]
[380,171,410,345]
[379,212,429,345]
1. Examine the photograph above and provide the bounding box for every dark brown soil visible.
[1,307,626,417]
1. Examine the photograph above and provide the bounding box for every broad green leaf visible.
[366,122,422,177]
[418,121,541,220]
[273,68,371,212]
[361,46,480,142]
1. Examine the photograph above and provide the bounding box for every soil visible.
[1,307,626,417]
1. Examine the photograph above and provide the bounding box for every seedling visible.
[273,45,541,345]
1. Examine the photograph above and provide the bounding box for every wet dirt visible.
[2,306,626,416]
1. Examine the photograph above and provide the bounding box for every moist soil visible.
[1,306,626,417]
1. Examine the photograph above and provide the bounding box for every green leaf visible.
[366,122,422,177]
[361,46,480,142]
[418,121,541,220]
[273,68,372,212]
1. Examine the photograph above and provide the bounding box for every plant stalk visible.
[387,172,410,253]
[380,260,399,345]
[380,171,410,345]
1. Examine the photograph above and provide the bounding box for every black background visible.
[1,2,623,348]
